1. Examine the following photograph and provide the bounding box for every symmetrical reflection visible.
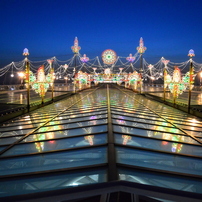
[0,85,202,198]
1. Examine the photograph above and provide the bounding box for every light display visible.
[125,71,141,90]
[168,67,187,98]
[23,48,29,56]
[188,49,195,58]
[71,37,81,54]
[136,37,147,54]
[30,65,54,102]
[126,54,135,62]
[80,54,89,63]
[74,71,89,90]
[162,58,170,67]
[164,69,172,89]
[102,49,117,64]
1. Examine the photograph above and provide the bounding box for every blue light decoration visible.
[23,48,29,56]
[188,49,195,57]
[71,37,81,54]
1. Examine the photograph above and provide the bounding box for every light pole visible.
[23,48,30,110]
[188,49,195,113]
[137,37,146,94]
[47,59,54,101]
[200,71,202,86]
[162,58,170,102]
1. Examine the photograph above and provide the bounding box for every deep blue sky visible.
[1,0,202,66]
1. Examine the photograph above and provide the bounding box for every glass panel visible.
[23,125,108,142]
[0,124,36,132]
[114,127,198,144]
[112,114,165,123]
[46,114,107,126]
[0,136,23,145]
[112,118,173,128]
[0,168,106,197]
[118,168,202,194]
[2,134,107,156]
[0,147,107,176]
[116,146,202,176]
[0,129,32,136]
[112,110,162,120]
[115,134,202,156]
[113,124,184,135]
[36,119,107,132]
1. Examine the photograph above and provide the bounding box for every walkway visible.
[0,84,202,201]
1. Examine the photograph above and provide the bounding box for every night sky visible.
[1,0,202,67]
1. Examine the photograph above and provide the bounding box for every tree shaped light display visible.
[165,66,191,105]
[74,71,89,90]
[31,65,55,103]
[126,71,141,91]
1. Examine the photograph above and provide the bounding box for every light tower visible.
[137,37,147,93]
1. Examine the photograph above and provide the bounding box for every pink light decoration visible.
[148,64,153,69]
[47,59,54,65]
[136,37,147,54]
[80,54,89,63]
[126,54,135,62]
[63,64,68,69]
[71,37,81,53]
[162,59,170,66]
[119,68,124,73]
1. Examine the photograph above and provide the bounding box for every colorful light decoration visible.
[162,58,170,67]
[102,49,117,64]
[23,48,29,56]
[126,53,135,62]
[164,66,194,105]
[71,37,81,54]
[188,49,195,58]
[31,65,54,103]
[126,71,141,90]
[74,71,89,90]
[136,37,147,54]
[80,54,89,63]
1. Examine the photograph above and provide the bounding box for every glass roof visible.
[0,84,202,198]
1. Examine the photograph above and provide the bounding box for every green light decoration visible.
[26,65,55,103]
[74,71,89,90]
[125,71,141,90]
[165,66,194,103]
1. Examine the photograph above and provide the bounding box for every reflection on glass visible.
[84,135,94,145]
[116,146,202,176]
[118,168,202,194]
[122,135,132,145]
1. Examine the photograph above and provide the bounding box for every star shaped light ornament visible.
[71,37,81,54]
[80,54,89,63]
[126,54,135,62]
[136,37,147,54]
